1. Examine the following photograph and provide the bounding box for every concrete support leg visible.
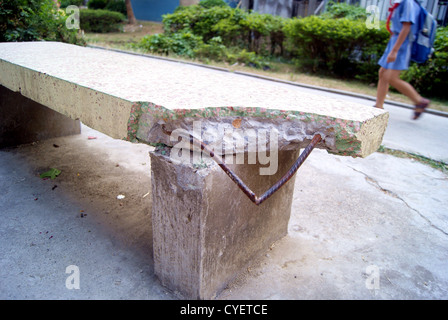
[0,85,81,148]
[150,148,301,299]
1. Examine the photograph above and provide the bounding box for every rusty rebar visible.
[161,124,321,206]
[254,133,321,205]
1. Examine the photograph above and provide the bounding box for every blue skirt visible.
[378,34,412,70]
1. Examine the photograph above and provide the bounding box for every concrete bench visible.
[0,42,389,299]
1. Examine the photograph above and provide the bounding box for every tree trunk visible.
[125,0,137,25]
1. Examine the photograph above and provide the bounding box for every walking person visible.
[375,0,430,119]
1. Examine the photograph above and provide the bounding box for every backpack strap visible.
[386,1,400,34]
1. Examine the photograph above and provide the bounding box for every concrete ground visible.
[1,65,447,300]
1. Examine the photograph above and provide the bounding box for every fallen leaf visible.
[40,168,61,180]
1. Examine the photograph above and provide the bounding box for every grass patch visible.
[83,20,163,48]
[377,145,448,174]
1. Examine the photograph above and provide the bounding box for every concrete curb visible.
[87,45,448,119]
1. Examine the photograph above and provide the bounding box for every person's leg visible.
[388,69,421,104]
[376,68,429,119]
[375,67,390,109]
[388,69,430,119]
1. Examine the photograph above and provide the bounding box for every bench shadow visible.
[4,125,169,296]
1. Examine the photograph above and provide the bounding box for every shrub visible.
[324,2,368,20]
[138,30,271,69]
[283,15,389,80]
[80,8,126,33]
[138,33,172,55]
[139,30,203,58]
[87,0,126,14]
[163,5,285,57]
[164,5,249,44]
[401,26,448,99]
[194,36,227,61]
[0,0,85,45]
[87,0,108,10]
[353,25,389,82]
[239,12,272,53]
[242,12,287,56]
[266,15,286,56]
[105,0,127,15]
[60,0,84,8]
[199,0,229,9]
[191,6,235,41]
[210,8,248,47]
[226,49,271,69]
[162,5,203,34]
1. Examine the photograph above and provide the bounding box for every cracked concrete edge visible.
[0,43,388,159]
[87,45,448,119]
[128,101,389,158]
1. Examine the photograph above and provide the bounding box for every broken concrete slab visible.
[133,101,389,158]
[0,42,388,157]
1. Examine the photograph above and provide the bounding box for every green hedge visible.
[87,0,108,10]
[282,2,389,81]
[139,30,203,58]
[162,5,286,57]
[199,0,228,9]
[60,0,84,8]
[105,0,127,15]
[323,2,368,20]
[163,5,236,42]
[80,9,125,33]
[138,32,271,69]
[0,0,85,45]
[87,0,127,15]
[283,15,389,81]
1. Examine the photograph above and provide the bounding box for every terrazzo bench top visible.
[0,42,388,157]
